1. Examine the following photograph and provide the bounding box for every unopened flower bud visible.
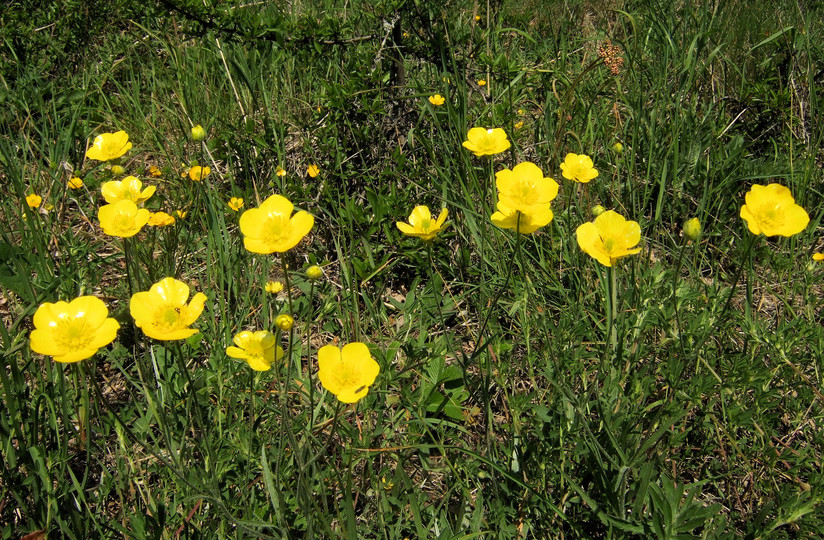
[683,217,701,242]
[591,205,605,217]
[110,165,125,175]
[275,314,294,331]
[612,142,623,154]
[306,265,323,281]
[191,125,206,141]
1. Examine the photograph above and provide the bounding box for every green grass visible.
[2,0,823,537]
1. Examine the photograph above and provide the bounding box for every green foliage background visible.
[1,0,823,537]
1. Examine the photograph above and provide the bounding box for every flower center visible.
[153,306,182,333]
[420,218,432,231]
[114,214,134,233]
[56,319,94,350]
[261,213,291,245]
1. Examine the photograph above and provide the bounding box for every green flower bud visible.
[683,217,701,242]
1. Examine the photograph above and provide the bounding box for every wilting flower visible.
[86,131,132,162]
[147,212,176,227]
[265,281,284,294]
[68,177,83,189]
[175,210,187,219]
[428,94,445,106]
[276,167,286,177]
[26,193,42,208]
[275,314,294,331]
[396,206,448,242]
[740,184,809,237]
[576,210,642,267]
[560,153,598,183]
[306,265,323,281]
[317,342,380,404]
[226,330,283,371]
[191,125,206,141]
[683,217,701,242]
[307,164,320,178]
[101,176,156,204]
[228,197,244,212]
[129,277,207,341]
[462,127,511,156]
[30,296,120,363]
[514,121,524,130]
[98,200,151,238]
[188,166,211,181]
[239,194,314,254]
[148,165,162,177]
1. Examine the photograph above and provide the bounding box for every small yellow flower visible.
[475,15,481,21]
[683,217,701,242]
[462,127,511,157]
[517,109,524,115]
[98,201,151,238]
[318,342,380,404]
[191,124,206,141]
[428,94,446,106]
[306,265,323,281]
[477,79,487,86]
[307,164,320,178]
[110,165,126,175]
[30,296,120,363]
[397,206,448,242]
[26,193,42,208]
[265,281,284,294]
[560,153,599,183]
[175,210,187,219]
[68,177,84,189]
[147,212,176,227]
[228,197,244,212]
[740,184,809,237]
[239,194,314,254]
[226,330,283,371]
[276,167,286,177]
[149,165,162,177]
[576,210,642,267]
[514,121,524,130]
[129,277,207,341]
[275,314,294,331]
[813,253,824,262]
[86,131,132,161]
[101,176,156,204]
[188,166,211,181]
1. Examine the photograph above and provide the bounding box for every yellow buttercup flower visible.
[396,206,448,242]
[147,212,176,227]
[228,197,244,212]
[576,210,642,267]
[68,177,84,189]
[129,277,207,341]
[307,164,320,178]
[514,121,524,130]
[188,166,211,182]
[276,167,287,177]
[477,79,487,86]
[86,131,132,162]
[813,253,824,262]
[317,342,380,404]
[226,330,283,371]
[275,314,294,331]
[26,193,42,208]
[495,162,559,215]
[101,176,156,204]
[462,127,511,156]
[560,153,599,183]
[148,165,162,177]
[740,184,809,237]
[98,200,151,238]
[239,194,314,254]
[174,210,187,219]
[428,94,446,106]
[30,296,120,363]
[265,281,284,294]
